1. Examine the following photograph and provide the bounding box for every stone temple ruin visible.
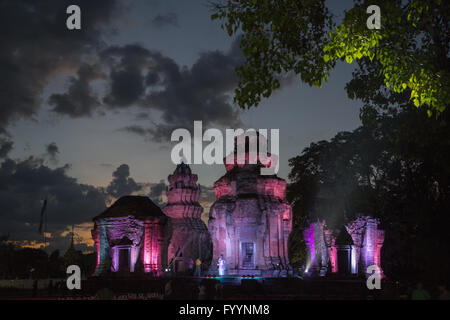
[91,134,383,278]
[299,184,385,278]
[304,216,384,277]
[91,163,212,276]
[91,195,168,276]
[162,163,212,273]
[208,135,293,276]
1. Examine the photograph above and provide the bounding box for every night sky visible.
[0,0,362,253]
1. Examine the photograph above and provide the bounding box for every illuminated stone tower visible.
[163,163,212,273]
[91,196,168,276]
[208,134,293,276]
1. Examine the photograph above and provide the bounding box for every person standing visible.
[188,258,194,275]
[194,258,202,277]
[218,255,225,276]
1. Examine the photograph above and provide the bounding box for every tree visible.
[0,235,15,278]
[211,0,450,114]
[287,105,450,283]
[13,248,49,279]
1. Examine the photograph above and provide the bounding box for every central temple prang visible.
[208,134,293,276]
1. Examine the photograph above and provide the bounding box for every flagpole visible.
[44,206,47,252]
[44,196,49,279]
[39,196,48,253]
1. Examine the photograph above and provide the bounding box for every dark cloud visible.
[0,156,106,252]
[99,44,183,110]
[0,150,213,252]
[49,63,105,117]
[0,0,120,133]
[151,12,179,28]
[107,39,244,141]
[0,157,168,252]
[0,138,13,158]
[146,71,160,86]
[120,124,182,143]
[101,45,153,107]
[107,69,146,106]
[106,164,141,198]
[0,0,242,141]
[148,179,166,206]
[143,38,243,138]
[45,142,59,164]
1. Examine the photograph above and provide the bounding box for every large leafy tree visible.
[211,0,450,281]
[285,17,450,280]
[287,104,450,282]
[211,0,449,114]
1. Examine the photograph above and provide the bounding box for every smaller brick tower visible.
[163,163,212,274]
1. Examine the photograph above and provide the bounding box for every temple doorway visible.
[337,248,351,275]
[118,248,130,273]
[241,242,255,269]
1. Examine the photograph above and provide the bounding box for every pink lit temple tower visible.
[208,133,293,276]
[91,196,168,276]
[163,163,212,273]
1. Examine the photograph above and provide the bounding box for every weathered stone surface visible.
[163,163,212,273]
[304,216,384,277]
[91,165,212,277]
[208,138,293,276]
[91,196,168,276]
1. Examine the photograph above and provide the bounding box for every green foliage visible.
[324,0,449,114]
[211,0,333,108]
[211,0,450,114]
